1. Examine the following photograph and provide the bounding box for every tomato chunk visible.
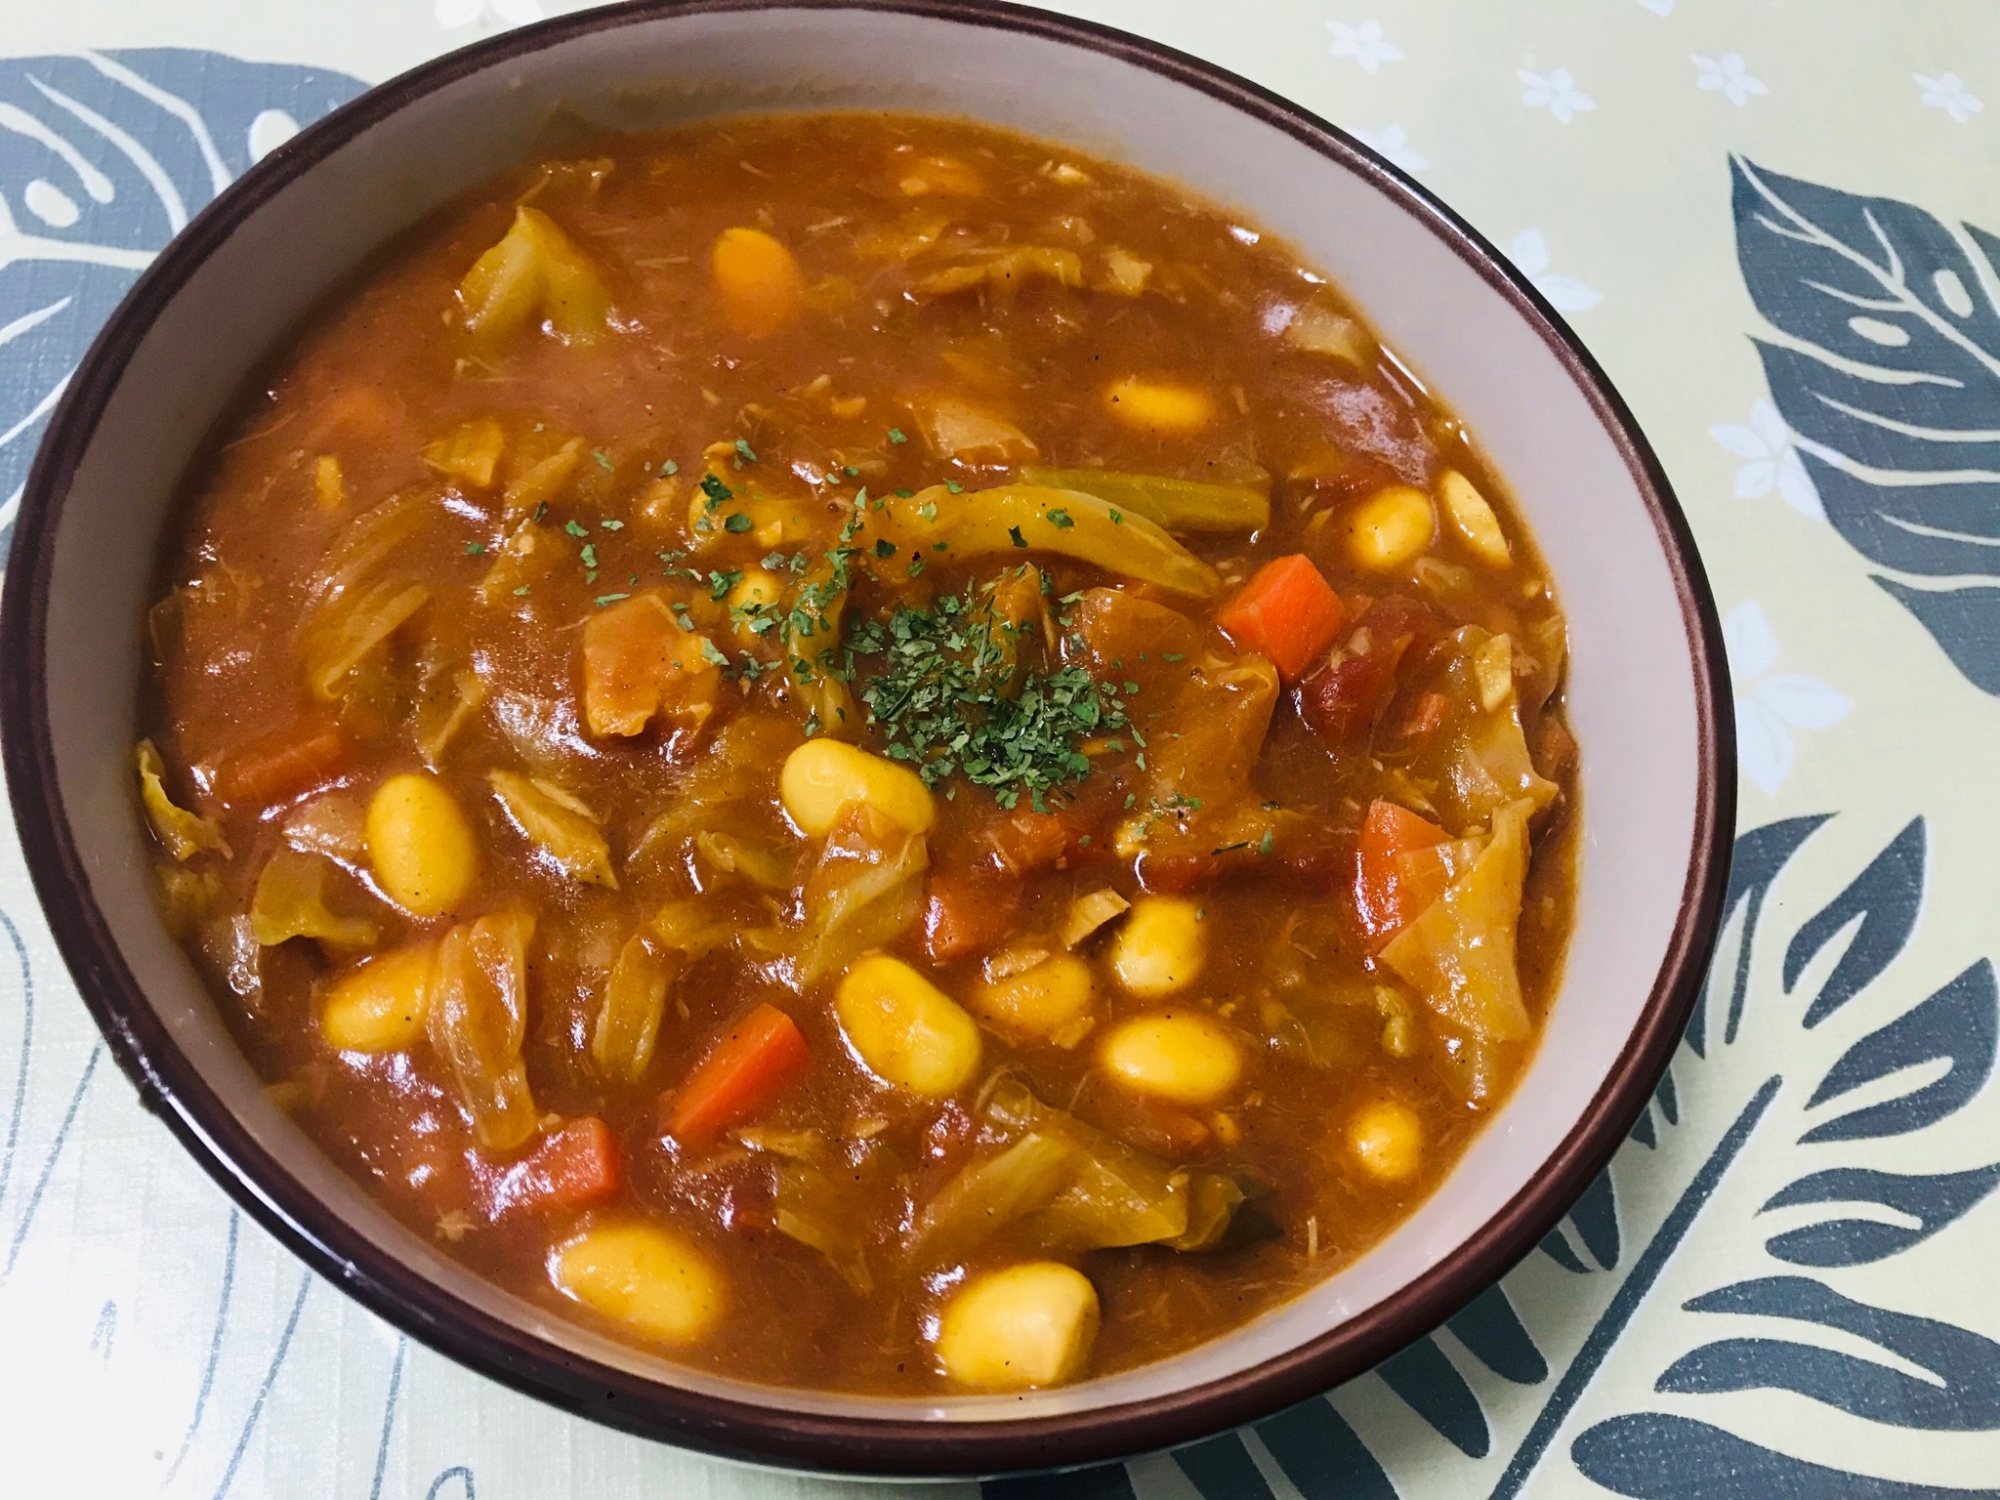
[482,1115,621,1220]
[924,869,1024,961]
[1355,799,1452,948]
[664,1003,811,1147]
[1216,554,1345,680]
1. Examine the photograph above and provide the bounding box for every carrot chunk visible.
[215,719,351,808]
[1216,554,1345,681]
[1354,799,1452,948]
[664,1003,811,1147]
[482,1116,621,1220]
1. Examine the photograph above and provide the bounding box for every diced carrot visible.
[1354,799,1452,948]
[664,1002,811,1147]
[1216,554,1345,681]
[215,719,351,808]
[924,869,1023,961]
[482,1115,621,1221]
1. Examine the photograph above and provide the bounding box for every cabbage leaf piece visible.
[488,769,617,889]
[136,738,229,860]
[1380,796,1534,1052]
[1019,466,1270,533]
[456,205,612,346]
[429,907,538,1151]
[787,806,928,989]
[247,849,378,955]
[905,1078,1243,1264]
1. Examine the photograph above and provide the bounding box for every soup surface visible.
[138,113,1576,1395]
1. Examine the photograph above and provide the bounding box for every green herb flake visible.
[894,488,914,498]
[906,556,927,578]
[465,541,487,555]
[724,512,754,534]
[843,464,861,477]
[919,501,939,522]
[600,519,624,531]
[594,593,630,607]
[563,519,588,538]
[663,459,680,476]
[1162,652,1186,662]
[887,427,908,445]
[1257,828,1276,857]
[945,480,964,494]
[1046,508,1075,530]
[698,637,730,667]
[874,538,897,559]
[592,449,614,471]
[734,437,759,464]
[512,585,531,597]
[533,502,549,522]
[700,473,734,511]
[709,569,743,600]
[580,543,599,569]
[1008,525,1027,550]
[1109,508,1124,525]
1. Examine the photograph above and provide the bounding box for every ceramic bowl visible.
[0,0,1733,1478]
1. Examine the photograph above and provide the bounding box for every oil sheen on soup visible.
[139,114,1577,1395]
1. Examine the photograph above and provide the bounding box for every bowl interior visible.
[16,0,1714,1450]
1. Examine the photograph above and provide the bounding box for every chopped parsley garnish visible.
[580,543,598,569]
[895,488,914,498]
[843,464,861,477]
[600,519,624,531]
[1008,525,1027,549]
[874,538,897,559]
[465,540,487,555]
[734,437,759,464]
[662,459,680,476]
[1109,509,1124,525]
[512,585,531,597]
[848,582,1130,811]
[563,519,588,538]
[700,474,733,511]
[1046,509,1075,530]
[709,568,743,600]
[593,449,614,471]
[1162,652,1185,662]
[594,593,629,607]
[723,512,754,533]
[887,426,908,445]
[907,556,927,578]
[1257,828,1276,856]
[919,501,938,522]
[946,480,964,494]
[698,637,731,667]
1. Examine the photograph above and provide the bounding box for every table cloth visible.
[3,2,1997,1495]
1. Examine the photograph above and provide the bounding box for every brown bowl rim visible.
[0,0,1735,1478]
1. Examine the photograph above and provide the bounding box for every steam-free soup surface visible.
[140,113,1576,1394]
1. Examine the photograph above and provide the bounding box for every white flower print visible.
[1325,20,1404,75]
[1693,53,1768,107]
[1916,72,1983,124]
[1507,228,1600,312]
[1351,124,1428,174]
[436,0,542,29]
[1519,68,1595,124]
[1725,601,1850,796]
[1710,400,1824,521]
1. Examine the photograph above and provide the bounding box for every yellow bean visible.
[726,567,784,645]
[779,738,935,838]
[968,954,1096,1044]
[836,954,981,1097]
[319,943,438,1053]
[711,226,805,339]
[1348,1098,1425,1181]
[551,1223,723,1344]
[1346,485,1435,572]
[1107,895,1205,996]
[936,1262,1100,1390]
[1100,1013,1242,1105]
[366,773,477,918]
[1438,470,1512,568]
[1104,376,1215,434]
